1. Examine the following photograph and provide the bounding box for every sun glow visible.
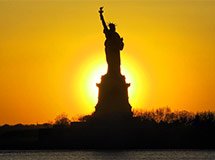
[0,1,215,124]
[75,51,148,115]
[121,53,148,109]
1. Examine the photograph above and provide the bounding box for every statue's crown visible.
[108,23,116,27]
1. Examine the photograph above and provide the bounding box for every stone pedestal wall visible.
[93,74,133,121]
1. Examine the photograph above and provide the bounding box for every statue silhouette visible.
[92,7,132,122]
[99,7,124,75]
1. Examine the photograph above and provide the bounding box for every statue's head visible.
[109,23,116,32]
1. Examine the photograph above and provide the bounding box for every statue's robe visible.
[104,29,124,75]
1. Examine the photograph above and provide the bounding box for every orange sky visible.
[0,1,215,124]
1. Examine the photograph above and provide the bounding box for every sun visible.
[74,51,148,115]
[85,63,106,105]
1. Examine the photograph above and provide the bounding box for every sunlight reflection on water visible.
[0,150,214,160]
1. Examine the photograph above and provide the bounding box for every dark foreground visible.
[0,118,215,149]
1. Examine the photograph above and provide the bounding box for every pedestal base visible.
[93,73,133,121]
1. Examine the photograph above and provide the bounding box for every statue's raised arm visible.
[98,6,125,76]
[99,7,108,32]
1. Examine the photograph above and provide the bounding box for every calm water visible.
[0,150,215,160]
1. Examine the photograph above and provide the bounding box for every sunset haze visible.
[0,0,215,124]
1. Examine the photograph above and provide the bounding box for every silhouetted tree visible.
[54,114,71,128]
[193,111,215,127]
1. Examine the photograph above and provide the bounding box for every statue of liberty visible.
[99,7,124,75]
[93,7,132,121]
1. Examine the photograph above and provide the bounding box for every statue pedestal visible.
[93,74,133,122]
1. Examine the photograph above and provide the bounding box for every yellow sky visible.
[0,1,215,124]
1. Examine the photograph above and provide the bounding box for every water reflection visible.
[0,150,214,160]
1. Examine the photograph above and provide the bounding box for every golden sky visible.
[0,1,215,124]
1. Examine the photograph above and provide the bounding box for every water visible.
[0,150,214,160]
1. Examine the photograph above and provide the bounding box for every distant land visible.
[0,108,214,149]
